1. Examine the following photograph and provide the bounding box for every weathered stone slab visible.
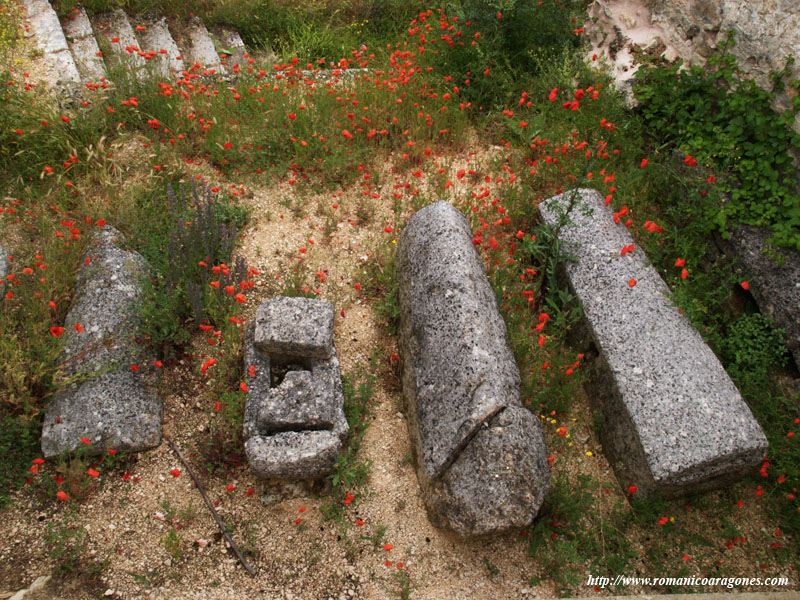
[257,370,337,433]
[93,9,145,73]
[716,225,800,371]
[136,16,183,79]
[212,26,246,73]
[254,296,334,360]
[62,5,106,81]
[539,188,768,497]
[0,244,7,280]
[41,226,161,457]
[22,0,81,85]
[397,201,550,536]
[184,16,222,75]
[243,317,348,480]
[245,429,344,481]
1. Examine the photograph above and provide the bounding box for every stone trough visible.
[41,226,161,457]
[539,188,768,497]
[396,201,551,537]
[243,297,349,480]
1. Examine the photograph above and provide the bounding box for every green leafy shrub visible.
[0,414,40,508]
[634,32,800,249]
[134,182,250,355]
[720,313,788,395]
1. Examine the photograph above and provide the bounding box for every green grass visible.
[320,368,374,521]
[0,414,40,507]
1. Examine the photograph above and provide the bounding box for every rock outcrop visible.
[587,0,800,130]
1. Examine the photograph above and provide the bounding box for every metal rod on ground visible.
[163,434,256,576]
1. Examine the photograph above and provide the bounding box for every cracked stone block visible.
[22,0,81,85]
[243,316,348,481]
[136,16,183,79]
[254,296,335,360]
[94,8,145,73]
[396,201,550,537]
[184,16,222,74]
[212,26,247,72]
[257,370,337,433]
[41,226,161,457]
[539,188,768,497]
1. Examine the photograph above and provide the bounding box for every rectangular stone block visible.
[254,296,334,360]
[539,189,768,497]
[257,370,337,433]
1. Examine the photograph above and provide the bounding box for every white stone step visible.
[21,0,80,86]
[135,16,183,79]
[183,16,223,75]
[91,8,145,75]
[61,5,106,82]
[211,26,246,74]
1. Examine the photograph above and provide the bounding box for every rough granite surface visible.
[539,189,768,497]
[717,225,800,372]
[0,244,7,280]
[243,318,348,480]
[41,226,161,457]
[254,296,335,360]
[397,201,550,536]
[257,370,338,433]
[428,406,551,536]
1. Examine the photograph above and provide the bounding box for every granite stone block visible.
[539,188,768,497]
[243,311,348,481]
[254,296,335,360]
[41,226,161,457]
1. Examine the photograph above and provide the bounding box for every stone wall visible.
[587,0,800,129]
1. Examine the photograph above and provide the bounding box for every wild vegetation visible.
[1,0,798,596]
